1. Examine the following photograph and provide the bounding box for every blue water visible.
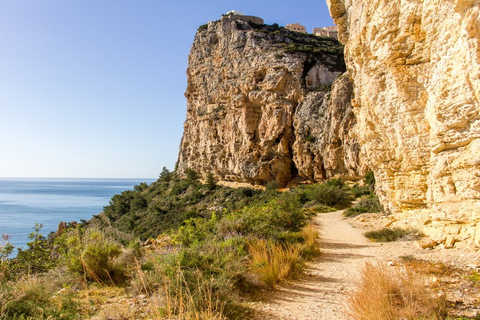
[0,178,156,251]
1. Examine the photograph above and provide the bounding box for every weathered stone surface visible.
[292,73,364,181]
[177,19,364,185]
[327,0,480,246]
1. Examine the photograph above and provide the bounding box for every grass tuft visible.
[347,262,447,320]
[248,239,303,288]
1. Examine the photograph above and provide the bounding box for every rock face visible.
[328,0,480,247]
[293,73,361,181]
[177,17,364,186]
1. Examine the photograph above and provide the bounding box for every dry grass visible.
[248,239,302,288]
[301,224,318,248]
[133,258,226,320]
[159,273,225,320]
[347,262,447,320]
[299,224,321,258]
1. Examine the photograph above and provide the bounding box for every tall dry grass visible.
[133,258,226,320]
[248,239,302,288]
[300,224,319,257]
[347,262,447,320]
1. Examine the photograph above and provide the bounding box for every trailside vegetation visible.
[0,170,355,319]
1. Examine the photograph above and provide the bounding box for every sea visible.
[0,178,156,251]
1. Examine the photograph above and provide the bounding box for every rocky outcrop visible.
[293,73,362,181]
[327,0,480,247]
[177,17,365,186]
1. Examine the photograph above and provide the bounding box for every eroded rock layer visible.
[177,18,364,186]
[328,0,480,247]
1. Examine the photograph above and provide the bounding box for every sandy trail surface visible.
[252,209,478,320]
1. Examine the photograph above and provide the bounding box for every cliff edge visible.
[328,0,480,247]
[177,17,365,186]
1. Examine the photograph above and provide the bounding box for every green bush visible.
[287,180,353,209]
[174,214,219,247]
[344,195,383,217]
[60,228,126,283]
[343,207,369,217]
[221,198,306,241]
[351,184,372,198]
[364,170,375,186]
[197,23,208,32]
[205,172,217,191]
[185,168,199,185]
[305,183,353,207]
[364,227,420,242]
[265,180,280,190]
[9,224,55,278]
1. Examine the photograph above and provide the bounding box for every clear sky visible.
[0,0,334,179]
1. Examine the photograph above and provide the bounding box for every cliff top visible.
[196,18,346,73]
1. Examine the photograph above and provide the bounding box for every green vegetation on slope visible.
[0,171,356,319]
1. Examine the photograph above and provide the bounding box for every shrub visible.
[3,277,53,318]
[302,202,337,214]
[364,227,420,242]
[205,172,217,191]
[357,195,383,212]
[60,228,126,283]
[185,168,199,185]
[351,184,371,198]
[344,195,383,217]
[0,235,14,281]
[305,182,353,207]
[343,207,369,217]
[364,170,375,186]
[173,214,219,247]
[232,198,306,240]
[347,262,447,320]
[197,23,208,32]
[10,224,55,277]
[265,180,280,190]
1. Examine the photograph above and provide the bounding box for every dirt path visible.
[252,209,425,320]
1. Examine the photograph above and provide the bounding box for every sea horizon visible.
[0,177,156,252]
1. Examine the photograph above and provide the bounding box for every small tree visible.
[364,171,375,186]
[364,170,375,192]
[159,167,172,182]
[185,168,199,185]
[0,234,14,280]
[205,173,217,190]
[13,224,54,276]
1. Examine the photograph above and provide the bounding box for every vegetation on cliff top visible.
[246,21,346,73]
[196,18,346,73]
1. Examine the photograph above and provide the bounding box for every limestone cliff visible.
[328,0,480,247]
[177,17,364,186]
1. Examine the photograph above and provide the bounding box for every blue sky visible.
[0,1,334,178]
